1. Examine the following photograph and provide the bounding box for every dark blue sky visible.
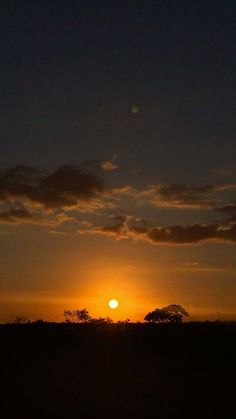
[1,0,235,183]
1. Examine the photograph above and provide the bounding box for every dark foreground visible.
[1,322,236,419]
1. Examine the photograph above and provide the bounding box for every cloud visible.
[215,184,236,192]
[82,216,236,245]
[0,205,74,226]
[137,183,236,209]
[78,220,92,227]
[48,230,68,236]
[79,215,147,240]
[100,160,119,171]
[37,165,107,208]
[79,215,129,239]
[180,262,200,268]
[215,204,236,223]
[142,184,214,209]
[0,165,39,183]
[1,164,236,242]
[176,262,233,272]
[81,157,119,172]
[0,165,107,210]
[0,207,33,224]
[145,224,219,244]
[134,222,236,244]
[93,216,129,238]
[2,165,234,213]
[158,184,214,208]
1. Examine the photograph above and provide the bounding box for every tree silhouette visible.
[63,308,91,323]
[144,304,189,323]
[162,304,189,322]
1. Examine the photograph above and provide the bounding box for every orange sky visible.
[1,223,236,323]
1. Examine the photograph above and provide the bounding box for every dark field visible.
[1,322,236,419]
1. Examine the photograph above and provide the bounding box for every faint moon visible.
[108,299,119,309]
[131,105,139,114]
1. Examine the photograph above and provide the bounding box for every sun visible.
[108,299,119,309]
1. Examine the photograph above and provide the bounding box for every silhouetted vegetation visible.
[144,304,189,323]
[88,316,113,324]
[63,308,91,323]
[63,308,113,325]
[9,316,29,324]
[1,321,235,418]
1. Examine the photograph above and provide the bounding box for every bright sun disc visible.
[108,299,119,309]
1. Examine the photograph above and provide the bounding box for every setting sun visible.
[108,299,119,309]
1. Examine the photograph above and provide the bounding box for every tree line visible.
[7,304,189,324]
[62,304,189,324]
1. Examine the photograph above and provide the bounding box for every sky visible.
[0,0,236,322]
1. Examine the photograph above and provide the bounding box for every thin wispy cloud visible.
[0,206,74,226]
[175,262,235,273]
[136,183,236,209]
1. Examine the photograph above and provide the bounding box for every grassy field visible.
[1,322,235,418]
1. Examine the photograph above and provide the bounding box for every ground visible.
[1,322,235,418]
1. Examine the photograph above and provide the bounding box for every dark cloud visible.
[38,166,106,208]
[216,204,236,223]
[0,165,39,183]
[1,165,236,242]
[1,165,234,213]
[0,207,33,224]
[131,221,236,244]
[0,165,107,209]
[81,215,130,239]
[83,217,236,245]
[149,184,214,208]
[81,159,118,172]
[140,183,236,209]
[0,205,73,225]
[80,215,147,239]
[145,224,220,244]
[97,215,129,237]
[0,165,38,203]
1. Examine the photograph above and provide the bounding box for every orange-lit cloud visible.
[136,183,236,209]
[100,160,119,171]
[1,164,236,245]
[0,206,74,225]
[81,216,236,245]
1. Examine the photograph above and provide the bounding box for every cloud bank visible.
[0,164,107,210]
[0,164,236,246]
[82,216,236,245]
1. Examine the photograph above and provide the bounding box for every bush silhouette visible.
[144,304,189,323]
[89,316,113,324]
